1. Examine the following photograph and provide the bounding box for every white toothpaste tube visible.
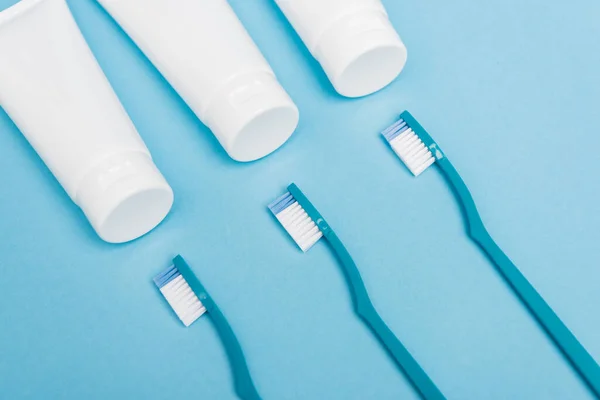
[98,0,300,162]
[275,0,408,98]
[0,0,174,243]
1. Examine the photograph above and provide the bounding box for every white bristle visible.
[388,126,436,176]
[275,200,323,252]
[159,275,207,327]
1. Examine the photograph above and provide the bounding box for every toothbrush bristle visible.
[154,265,207,327]
[383,118,436,176]
[268,191,323,252]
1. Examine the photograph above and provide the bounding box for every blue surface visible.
[0,0,599,398]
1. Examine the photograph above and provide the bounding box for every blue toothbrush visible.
[269,184,446,400]
[154,255,262,400]
[383,110,600,397]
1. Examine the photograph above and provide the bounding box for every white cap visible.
[203,72,299,162]
[314,10,408,98]
[75,152,174,243]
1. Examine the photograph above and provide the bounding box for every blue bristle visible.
[153,265,181,288]
[268,191,296,215]
[382,119,409,142]
[382,118,405,135]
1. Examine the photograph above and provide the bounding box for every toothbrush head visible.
[268,189,323,252]
[154,264,207,327]
[382,111,442,177]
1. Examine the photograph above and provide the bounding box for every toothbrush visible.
[269,184,446,400]
[383,111,600,396]
[154,255,262,400]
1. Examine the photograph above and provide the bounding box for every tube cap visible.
[314,10,408,98]
[75,152,174,243]
[204,72,299,162]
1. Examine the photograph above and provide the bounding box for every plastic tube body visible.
[275,0,407,97]
[98,0,299,162]
[0,0,173,243]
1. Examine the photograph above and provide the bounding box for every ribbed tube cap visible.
[75,152,174,243]
[314,10,407,98]
[203,72,299,162]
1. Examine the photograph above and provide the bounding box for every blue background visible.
[0,0,599,398]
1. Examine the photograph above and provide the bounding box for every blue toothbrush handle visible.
[324,231,446,400]
[206,306,262,400]
[436,158,600,396]
[174,256,262,400]
[286,183,445,399]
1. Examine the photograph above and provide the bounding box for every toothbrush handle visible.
[325,231,446,400]
[207,305,262,400]
[174,256,262,400]
[437,158,600,396]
